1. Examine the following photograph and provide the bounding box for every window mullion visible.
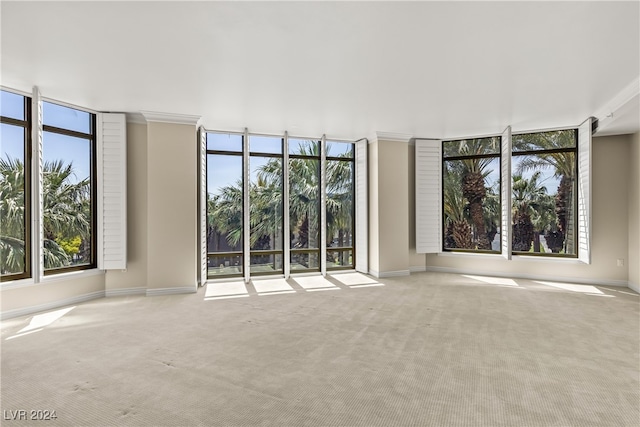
[242,128,250,283]
[320,134,327,276]
[283,132,290,278]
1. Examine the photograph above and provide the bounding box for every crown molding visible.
[373,131,413,143]
[140,110,201,126]
[593,77,640,133]
[125,112,147,125]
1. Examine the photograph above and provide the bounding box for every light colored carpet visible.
[1,272,638,426]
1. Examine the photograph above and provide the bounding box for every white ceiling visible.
[1,1,639,140]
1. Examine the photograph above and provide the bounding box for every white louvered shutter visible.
[97,113,127,270]
[501,126,512,259]
[32,86,44,278]
[355,138,368,273]
[577,118,592,264]
[415,139,442,253]
[199,128,208,285]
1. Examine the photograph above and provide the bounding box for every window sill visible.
[1,268,105,290]
[435,251,584,264]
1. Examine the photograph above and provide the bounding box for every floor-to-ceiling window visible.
[289,138,320,272]
[325,140,355,269]
[205,131,358,279]
[249,134,284,275]
[206,132,244,278]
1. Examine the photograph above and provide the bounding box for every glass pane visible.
[326,160,353,248]
[208,254,243,277]
[443,158,500,251]
[207,154,243,253]
[250,253,283,274]
[1,90,25,120]
[43,101,90,134]
[512,129,577,152]
[289,158,319,250]
[42,132,92,269]
[207,132,242,152]
[326,250,353,269]
[0,123,27,276]
[250,156,283,251]
[290,251,319,271]
[511,153,576,255]
[250,135,282,154]
[326,141,354,158]
[289,138,320,156]
[443,137,500,158]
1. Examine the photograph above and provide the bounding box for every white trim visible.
[354,138,368,274]
[283,131,290,278]
[592,77,640,133]
[369,269,411,278]
[0,86,30,97]
[243,128,250,283]
[501,126,512,260]
[410,265,427,273]
[140,111,201,126]
[374,131,413,143]
[0,290,105,321]
[198,127,208,286]
[146,286,197,296]
[423,266,629,288]
[32,86,44,282]
[628,282,639,294]
[125,112,146,125]
[320,135,327,276]
[105,287,146,297]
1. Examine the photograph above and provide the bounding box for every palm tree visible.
[444,138,498,250]
[0,157,27,274]
[443,168,473,249]
[511,172,553,252]
[42,160,91,268]
[1,157,91,274]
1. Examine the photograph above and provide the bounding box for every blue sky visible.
[1,91,91,184]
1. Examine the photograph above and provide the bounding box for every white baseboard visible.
[423,266,629,287]
[410,265,427,273]
[370,269,411,278]
[146,286,197,296]
[1,290,105,320]
[628,281,639,294]
[105,287,147,297]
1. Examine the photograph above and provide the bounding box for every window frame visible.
[41,99,98,275]
[510,128,579,258]
[0,89,32,281]
[205,131,245,279]
[325,139,356,270]
[441,136,502,255]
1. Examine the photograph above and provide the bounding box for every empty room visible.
[1,1,639,426]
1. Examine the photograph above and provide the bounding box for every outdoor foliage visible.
[207,141,353,270]
[0,157,91,276]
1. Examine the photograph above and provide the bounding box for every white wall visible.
[368,137,410,277]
